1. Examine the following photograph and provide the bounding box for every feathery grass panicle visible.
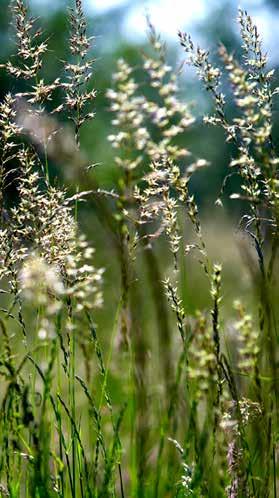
[178,30,226,131]
[8,0,60,112]
[143,18,195,161]
[107,58,148,171]
[62,0,96,147]
[168,438,194,496]
[188,312,217,399]
[179,11,279,247]
[234,300,260,375]
[7,0,47,81]
[163,278,185,342]
[0,93,22,219]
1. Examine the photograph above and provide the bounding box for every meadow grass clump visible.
[0,1,278,497]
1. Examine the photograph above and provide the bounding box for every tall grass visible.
[0,2,278,497]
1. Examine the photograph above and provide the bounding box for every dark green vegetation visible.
[0,1,279,496]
